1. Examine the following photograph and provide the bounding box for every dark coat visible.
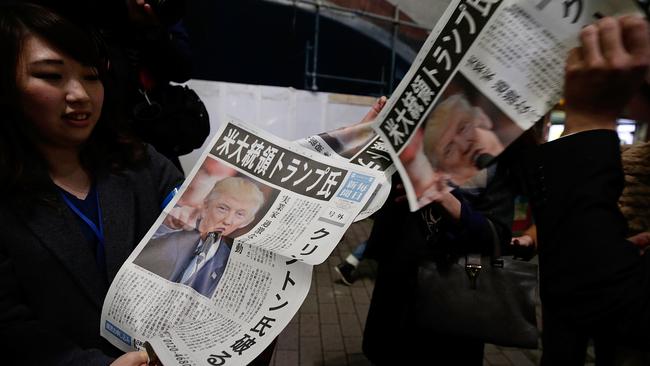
[0,146,183,365]
[362,163,514,364]
[523,130,650,353]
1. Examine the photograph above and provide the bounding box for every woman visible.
[362,165,513,364]
[0,3,183,365]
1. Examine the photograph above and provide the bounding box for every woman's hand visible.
[359,96,387,124]
[111,351,148,366]
[415,173,460,220]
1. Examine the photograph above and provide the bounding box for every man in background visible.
[525,15,650,364]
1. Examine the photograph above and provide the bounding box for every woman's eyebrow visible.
[29,59,64,66]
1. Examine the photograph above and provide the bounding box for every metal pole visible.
[311,0,321,90]
[304,41,311,90]
[380,65,386,96]
[389,5,399,93]
[313,72,387,86]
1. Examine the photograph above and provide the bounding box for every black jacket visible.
[362,163,514,364]
[526,130,650,349]
[0,146,183,365]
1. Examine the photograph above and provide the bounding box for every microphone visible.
[474,153,495,169]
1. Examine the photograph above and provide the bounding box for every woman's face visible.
[16,35,104,149]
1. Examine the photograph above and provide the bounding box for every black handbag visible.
[415,220,539,349]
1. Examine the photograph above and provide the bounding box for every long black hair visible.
[0,2,145,204]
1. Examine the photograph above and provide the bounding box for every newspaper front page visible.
[371,0,640,211]
[101,118,382,365]
[296,118,396,221]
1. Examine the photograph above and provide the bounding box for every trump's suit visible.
[134,230,232,297]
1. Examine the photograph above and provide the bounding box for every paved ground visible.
[269,219,595,366]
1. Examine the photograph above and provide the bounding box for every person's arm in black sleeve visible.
[144,145,185,207]
[0,249,114,366]
[438,164,514,255]
[530,16,650,348]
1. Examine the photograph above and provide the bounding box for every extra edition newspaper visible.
[370,0,640,211]
[101,119,383,365]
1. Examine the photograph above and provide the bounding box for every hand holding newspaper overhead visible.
[370,0,641,211]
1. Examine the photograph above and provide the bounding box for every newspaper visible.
[296,118,396,221]
[101,118,383,365]
[371,0,640,211]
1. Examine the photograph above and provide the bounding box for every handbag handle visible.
[486,218,504,268]
[464,218,503,289]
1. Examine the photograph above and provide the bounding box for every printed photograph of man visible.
[398,75,520,209]
[422,93,505,185]
[134,176,266,297]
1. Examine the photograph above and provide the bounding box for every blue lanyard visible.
[161,186,181,211]
[60,189,105,246]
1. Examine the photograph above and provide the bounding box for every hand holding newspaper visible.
[101,1,642,365]
[295,96,395,221]
[370,0,640,211]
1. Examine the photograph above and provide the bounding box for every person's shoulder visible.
[546,129,619,146]
[143,144,175,167]
[540,129,621,164]
[113,144,183,201]
[132,144,183,180]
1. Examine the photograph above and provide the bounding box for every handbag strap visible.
[465,218,503,288]
[485,218,504,267]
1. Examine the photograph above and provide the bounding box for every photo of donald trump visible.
[134,176,265,297]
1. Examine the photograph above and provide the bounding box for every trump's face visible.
[431,105,502,185]
[435,108,479,173]
[198,192,258,237]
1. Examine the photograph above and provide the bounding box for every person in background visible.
[611,138,650,364]
[335,240,368,285]
[520,15,650,364]
[8,0,196,171]
[509,195,537,261]
[362,153,513,364]
[0,3,184,365]
[619,141,650,245]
